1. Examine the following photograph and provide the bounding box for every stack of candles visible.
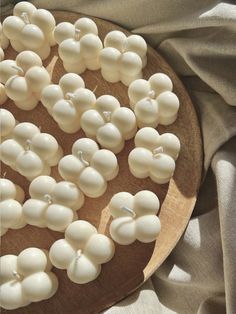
[0,1,182,310]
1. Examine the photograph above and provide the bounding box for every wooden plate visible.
[1,11,202,314]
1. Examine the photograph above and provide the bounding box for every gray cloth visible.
[1,1,236,313]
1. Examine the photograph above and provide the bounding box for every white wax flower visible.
[128,73,180,127]
[0,178,26,236]
[54,17,103,74]
[41,73,96,133]
[128,127,181,184]
[81,95,137,153]
[100,30,147,86]
[0,248,58,310]
[0,22,9,61]
[0,51,50,110]
[0,109,16,140]
[0,110,63,181]
[23,176,84,231]
[2,2,56,60]
[49,220,115,284]
[58,138,119,198]
[109,190,161,245]
[0,83,8,105]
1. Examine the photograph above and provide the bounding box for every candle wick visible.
[65,92,74,100]
[103,111,112,122]
[76,249,82,260]
[65,93,75,106]
[148,90,156,99]
[11,65,24,76]
[44,193,52,204]
[75,28,81,41]
[153,146,164,158]
[121,40,127,53]
[120,206,136,217]
[21,12,30,24]
[2,171,7,178]
[77,150,89,166]
[12,270,21,280]
[93,85,98,93]
[25,139,31,151]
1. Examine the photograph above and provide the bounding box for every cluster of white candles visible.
[41,73,96,133]
[0,1,182,310]
[0,109,63,180]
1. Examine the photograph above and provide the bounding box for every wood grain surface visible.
[1,11,203,314]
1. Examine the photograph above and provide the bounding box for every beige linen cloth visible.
[1,1,236,313]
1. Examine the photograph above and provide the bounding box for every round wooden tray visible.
[1,11,202,314]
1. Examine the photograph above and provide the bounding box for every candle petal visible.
[135,215,161,243]
[67,255,101,284]
[109,216,136,245]
[49,239,76,270]
[84,234,115,264]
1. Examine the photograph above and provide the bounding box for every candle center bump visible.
[75,249,82,260]
[153,146,164,158]
[44,194,53,204]
[25,139,31,151]
[103,111,112,122]
[21,12,30,24]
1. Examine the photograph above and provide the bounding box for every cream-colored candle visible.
[0,110,63,181]
[128,73,180,127]
[0,51,50,110]
[54,17,102,74]
[0,109,15,140]
[49,220,115,284]
[128,127,180,184]
[58,138,118,197]
[0,248,58,310]
[0,178,26,236]
[2,2,56,60]
[109,190,161,245]
[100,30,147,86]
[23,175,84,231]
[81,95,137,153]
[0,22,9,61]
[0,83,8,105]
[41,73,96,133]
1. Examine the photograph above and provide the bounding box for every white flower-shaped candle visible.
[100,30,147,86]
[128,127,180,184]
[22,176,84,232]
[81,95,137,153]
[49,220,115,284]
[0,111,63,181]
[0,22,9,61]
[0,109,16,141]
[2,2,56,60]
[0,83,7,105]
[0,248,58,310]
[0,51,50,110]
[109,190,161,245]
[0,178,26,236]
[41,73,96,133]
[54,17,103,74]
[128,73,180,128]
[59,138,118,198]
